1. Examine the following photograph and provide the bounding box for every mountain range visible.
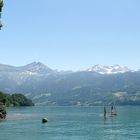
[0,62,140,106]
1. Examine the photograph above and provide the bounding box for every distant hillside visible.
[0,62,139,106]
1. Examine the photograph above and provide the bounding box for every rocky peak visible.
[21,62,53,74]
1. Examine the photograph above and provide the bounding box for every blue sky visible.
[0,0,140,70]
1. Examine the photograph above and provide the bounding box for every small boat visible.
[110,104,117,117]
[110,113,117,117]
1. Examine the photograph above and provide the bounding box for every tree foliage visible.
[0,91,34,107]
[0,0,3,29]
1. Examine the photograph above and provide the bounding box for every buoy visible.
[42,118,48,123]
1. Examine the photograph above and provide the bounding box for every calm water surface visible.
[0,106,140,140]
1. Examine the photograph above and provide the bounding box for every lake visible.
[0,106,140,140]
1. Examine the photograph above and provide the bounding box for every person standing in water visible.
[104,106,106,118]
[111,105,114,114]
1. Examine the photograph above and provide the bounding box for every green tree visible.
[0,91,34,107]
[0,0,3,29]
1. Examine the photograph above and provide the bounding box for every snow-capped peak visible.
[86,64,131,74]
